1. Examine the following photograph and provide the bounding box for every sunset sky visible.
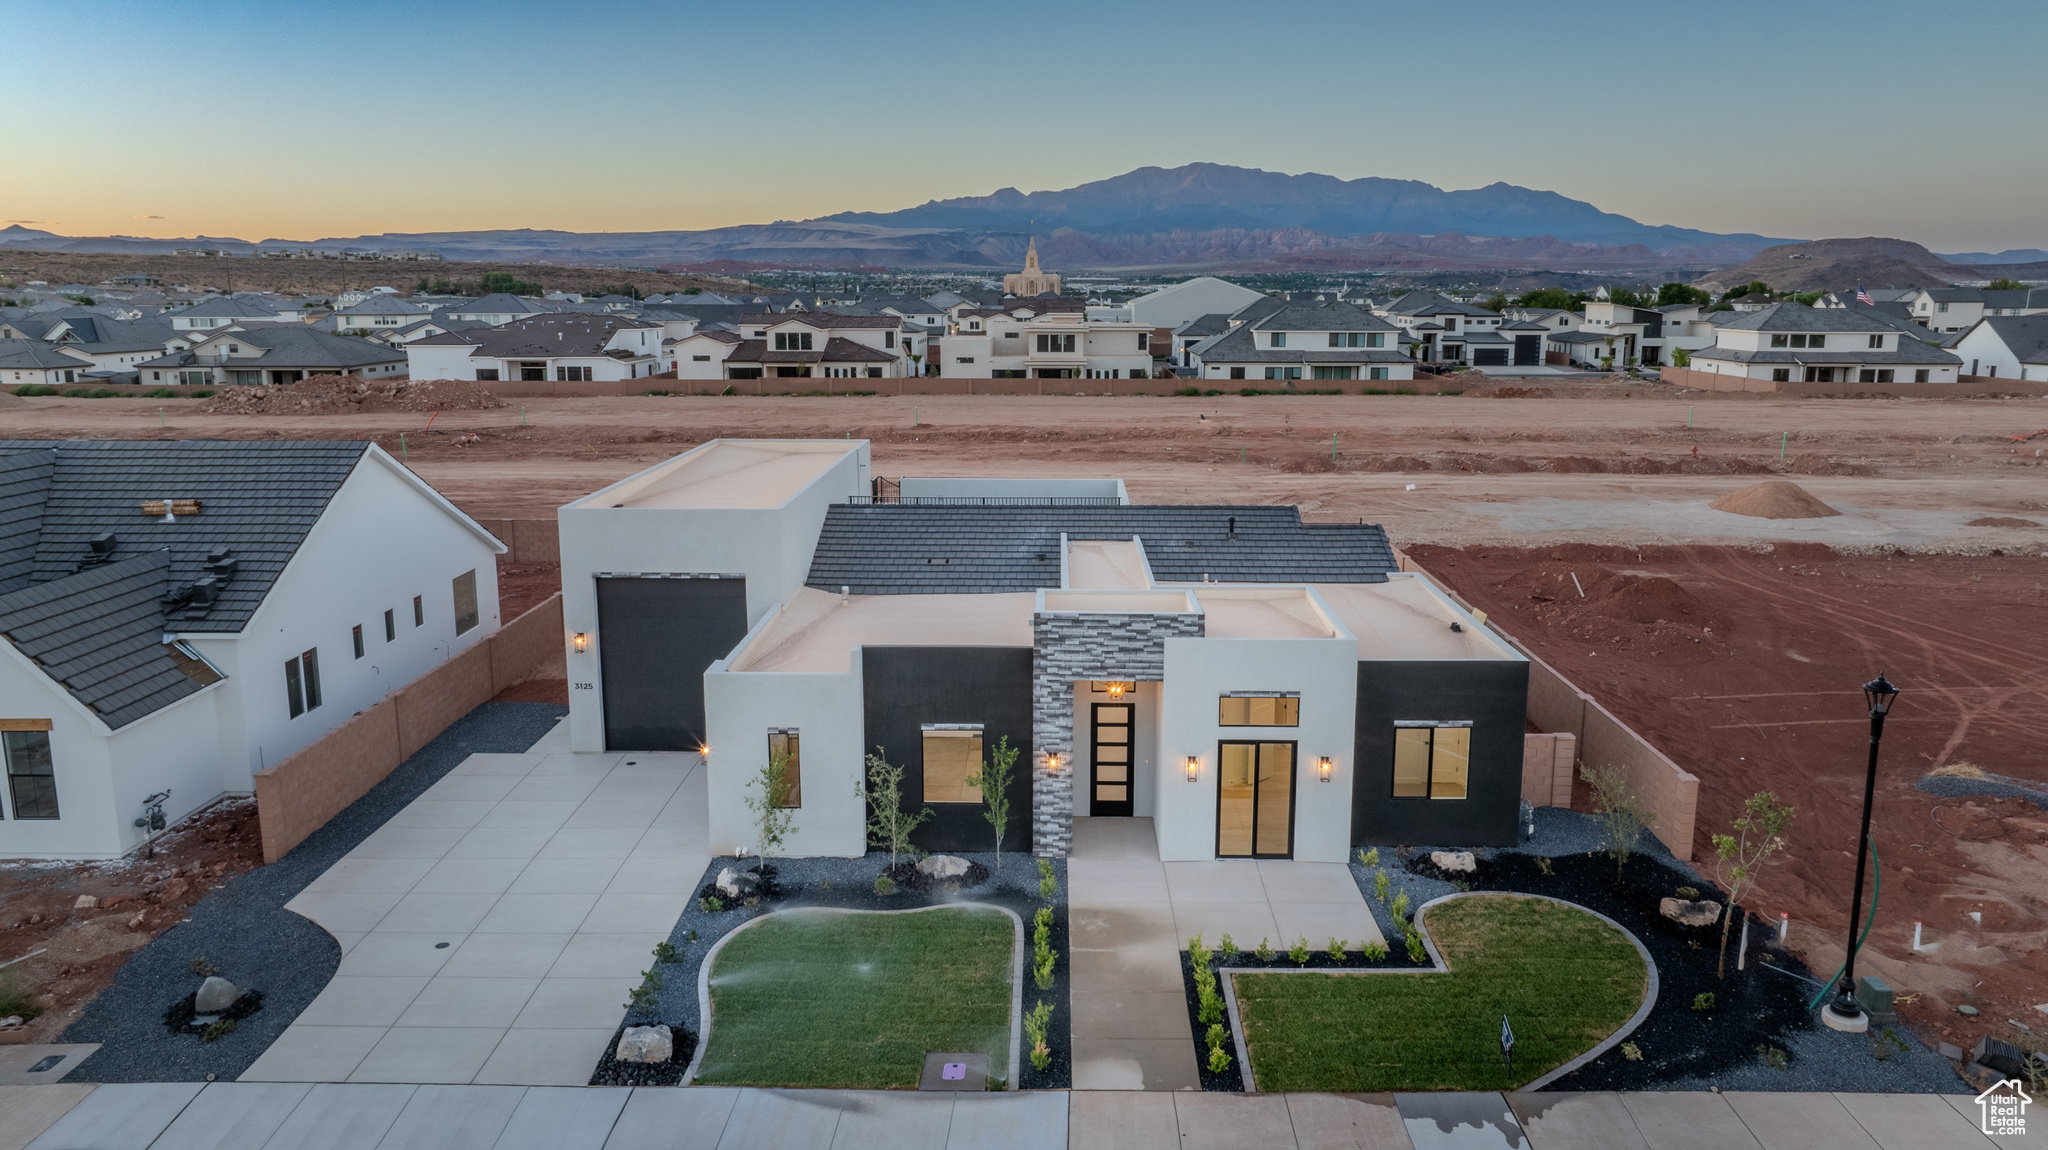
[4,0,2043,252]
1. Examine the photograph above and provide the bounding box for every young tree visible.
[1711,790,1795,979]
[1656,282,1713,307]
[1580,763,1656,881]
[864,748,932,868]
[964,736,1020,870]
[1986,278,2027,291]
[742,746,796,877]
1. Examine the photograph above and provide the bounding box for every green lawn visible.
[1235,894,1646,1092]
[693,906,1015,1089]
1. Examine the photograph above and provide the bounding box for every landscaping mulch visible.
[630,851,1069,1090]
[56,701,567,1083]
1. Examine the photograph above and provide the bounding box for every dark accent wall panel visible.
[1352,660,1529,848]
[596,576,748,751]
[862,646,1034,854]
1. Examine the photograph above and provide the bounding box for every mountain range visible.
[1,164,2035,276]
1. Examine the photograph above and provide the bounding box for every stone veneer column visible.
[1030,611,1205,857]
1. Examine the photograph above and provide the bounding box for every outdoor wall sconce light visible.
[1318,756,1333,782]
[1045,752,1062,773]
[1184,755,1200,783]
[572,632,588,653]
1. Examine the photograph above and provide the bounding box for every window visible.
[1770,334,1789,347]
[1808,335,1824,349]
[884,331,895,348]
[1138,333,1150,350]
[1219,694,1300,726]
[1857,369,1895,383]
[1391,723,1470,799]
[1937,301,1949,313]
[773,331,814,351]
[1263,366,1301,380]
[1369,367,1389,380]
[384,608,396,642]
[1771,368,1791,382]
[556,366,592,381]
[1443,317,1457,330]
[691,354,710,362]
[1312,366,1355,380]
[955,356,975,364]
[475,369,500,381]
[3,723,57,819]
[453,570,479,635]
[768,729,801,807]
[1269,332,1287,348]
[1868,335,1884,349]
[1914,369,1930,383]
[1004,331,1019,338]
[1229,367,1246,379]
[413,595,424,627]
[353,624,364,659]
[1034,333,1076,353]
[922,728,983,804]
[285,649,321,718]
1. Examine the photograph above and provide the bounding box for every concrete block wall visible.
[1521,732,1576,808]
[1029,611,1205,856]
[474,519,561,565]
[253,593,565,863]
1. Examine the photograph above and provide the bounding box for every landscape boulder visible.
[917,855,972,880]
[1429,851,1476,874]
[616,1024,673,1064]
[1658,897,1722,928]
[714,867,759,900]
[73,895,98,910]
[194,976,241,1013]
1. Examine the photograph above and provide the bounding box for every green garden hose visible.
[1808,840,1880,1012]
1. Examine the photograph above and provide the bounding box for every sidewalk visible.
[1064,817,1382,1093]
[2,1083,2005,1150]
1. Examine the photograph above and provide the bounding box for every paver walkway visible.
[1064,817,1381,1092]
[242,720,710,1086]
[4,1084,2008,1150]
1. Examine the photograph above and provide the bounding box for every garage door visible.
[1514,335,1541,365]
[1472,348,1510,366]
[596,575,748,751]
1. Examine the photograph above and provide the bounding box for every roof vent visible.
[80,532,118,568]
[206,548,238,581]
[187,576,219,605]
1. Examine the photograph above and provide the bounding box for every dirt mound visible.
[1967,516,2041,529]
[198,376,505,416]
[1483,386,1555,399]
[1708,480,1840,519]
[1602,576,1711,625]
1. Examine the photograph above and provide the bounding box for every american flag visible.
[1856,286,1874,305]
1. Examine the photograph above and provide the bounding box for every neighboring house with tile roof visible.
[405,314,664,382]
[328,295,432,332]
[0,338,96,386]
[163,296,303,332]
[442,293,549,325]
[937,302,1149,380]
[1371,292,1510,363]
[0,439,505,858]
[1686,302,1961,385]
[138,326,406,387]
[556,439,1527,865]
[686,313,908,381]
[1948,315,2048,380]
[37,316,178,378]
[1186,300,1413,381]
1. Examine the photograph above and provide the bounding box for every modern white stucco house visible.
[0,440,504,859]
[1685,302,1961,385]
[1124,277,1267,330]
[1949,315,2048,380]
[1186,298,1414,382]
[555,440,1527,866]
[939,302,1152,380]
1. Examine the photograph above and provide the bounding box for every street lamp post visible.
[1821,673,1900,1032]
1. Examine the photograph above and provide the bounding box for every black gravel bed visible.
[1916,772,2048,808]
[161,988,266,1037]
[58,702,567,1083]
[589,1021,698,1086]
[626,851,1069,1090]
[1181,939,1430,1091]
[1342,809,1965,1093]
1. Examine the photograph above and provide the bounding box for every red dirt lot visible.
[1410,543,2048,1046]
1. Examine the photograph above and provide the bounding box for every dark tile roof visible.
[736,312,903,330]
[413,314,658,358]
[0,439,370,630]
[1246,301,1398,333]
[806,505,1395,594]
[1962,316,2048,363]
[0,338,90,370]
[0,550,216,729]
[1714,302,1901,333]
[1382,291,1499,318]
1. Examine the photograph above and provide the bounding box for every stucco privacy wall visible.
[1658,363,2046,398]
[1394,551,1698,861]
[252,593,564,862]
[702,644,867,859]
[1030,611,1205,856]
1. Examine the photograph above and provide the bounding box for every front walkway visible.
[4,1083,2002,1150]
[244,721,709,1086]
[1064,817,1382,1092]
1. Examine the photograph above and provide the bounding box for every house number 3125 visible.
[572,682,594,690]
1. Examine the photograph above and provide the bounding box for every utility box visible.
[1856,975,1896,1022]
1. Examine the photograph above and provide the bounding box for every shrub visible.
[1692,992,1715,1011]
[1186,932,1210,972]
[1217,933,1238,962]
[1197,981,1222,1025]
[1033,951,1055,990]
[12,384,57,396]
[1758,1044,1789,1071]
[1033,906,1056,989]
[1362,939,1388,962]
[652,941,680,964]
[1287,936,1311,966]
[1581,762,1656,880]
[1025,1000,1053,1071]
[139,387,179,398]
[1676,886,1700,900]
[1373,870,1391,904]
[1037,857,1057,898]
[1255,937,1274,961]
[1326,937,1347,962]
[1535,856,1554,876]
[1174,386,1201,396]
[1207,1044,1232,1073]
[1238,387,1265,397]
[699,895,725,913]
[1404,928,1426,963]
[1388,891,1410,922]
[189,388,215,398]
[720,385,737,396]
[200,1018,237,1042]
[1206,1023,1227,1051]
[1621,1041,1643,1061]
[1359,846,1379,867]
[873,874,895,895]
[1362,388,1389,395]
[1204,389,1224,396]
[625,968,662,1012]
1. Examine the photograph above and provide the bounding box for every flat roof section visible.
[1198,587,1337,640]
[1313,577,1520,661]
[582,440,857,510]
[731,588,1035,673]
[1066,539,1150,589]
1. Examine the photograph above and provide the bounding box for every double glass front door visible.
[1216,741,1295,858]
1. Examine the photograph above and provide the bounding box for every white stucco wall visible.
[0,652,120,858]
[405,342,481,380]
[702,642,867,858]
[1071,680,1160,819]
[1129,278,1266,329]
[1152,635,1359,863]
[558,442,869,752]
